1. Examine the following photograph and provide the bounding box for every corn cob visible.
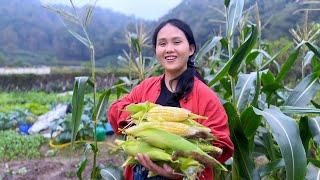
[188,139,223,155]
[125,121,212,137]
[127,127,227,171]
[125,101,157,114]
[146,106,207,122]
[177,157,204,180]
[115,139,173,162]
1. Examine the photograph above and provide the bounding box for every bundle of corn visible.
[115,102,226,179]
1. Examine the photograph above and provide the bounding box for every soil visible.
[0,135,126,180]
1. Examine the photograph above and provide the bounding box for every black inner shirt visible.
[155,79,180,107]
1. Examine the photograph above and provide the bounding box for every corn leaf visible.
[240,106,261,139]
[235,72,257,112]
[308,117,320,145]
[224,102,254,179]
[228,25,258,77]
[224,0,230,8]
[253,106,307,180]
[303,51,315,68]
[284,71,320,107]
[305,163,320,180]
[226,0,244,38]
[275,47,301,83]
[208,25,257,87]
[259,42,293,71]
[280,106,320,115]
[71,76,91,147]
[305,41,320,59]
[92,89,111,122]
[194,36,222,65]
[299,116,312,152]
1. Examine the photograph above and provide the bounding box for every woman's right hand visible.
[136,153,183,179]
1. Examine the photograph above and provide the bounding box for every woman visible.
[108,19,234,180]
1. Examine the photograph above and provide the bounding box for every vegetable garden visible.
[1,0,320,179]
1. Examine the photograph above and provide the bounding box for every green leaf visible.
[208,25,258,87]
[259,42,293,71]
[208,60,232,87]
[261,71,282,94]
[305,41,320,59]
[309,117,320,145]
[311,100,320,109]
[251,69,261,107]
[280,106,320,115]
[240,106,261,139]
[299,116,312,153]
[284,72,320,107]
[246,49,272,67]
[305,163,320,180]
[235,72,257,112]
[77,158,88,180]
[228,25,258,77]
[224,102,254,179]
[224,0,230,8]
[275,47,301,83]
[303,51,315,68]
[220,38,229,50]
[253,106,307,180]
[71,76,91,147]
[226,0,244,38]
[194,36,222,65]
[92,89,111,122]
[308,158,320,168]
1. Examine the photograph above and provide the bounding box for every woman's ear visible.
[189,44,195,56]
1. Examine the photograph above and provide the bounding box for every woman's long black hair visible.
[152,18,206,100]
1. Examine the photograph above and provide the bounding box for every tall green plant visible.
[201,0,320,179]
[43,1,127,179]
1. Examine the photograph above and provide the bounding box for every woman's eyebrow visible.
[157,36,183,41]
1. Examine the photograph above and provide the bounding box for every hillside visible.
[0,0,319,67]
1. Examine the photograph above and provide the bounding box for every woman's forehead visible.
[157,24,186,40]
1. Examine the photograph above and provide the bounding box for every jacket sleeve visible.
[107,83,143,135]
[199,92,234,163]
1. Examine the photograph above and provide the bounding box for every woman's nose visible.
[165,43,174,53]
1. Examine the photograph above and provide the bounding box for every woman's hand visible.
[136,153,183,179]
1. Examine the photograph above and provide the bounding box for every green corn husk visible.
[115,139,173,162]
[127,127,227,171]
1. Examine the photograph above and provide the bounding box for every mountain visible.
[0,0,319,67]
[0,0,147,67]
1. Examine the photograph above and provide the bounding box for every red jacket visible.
[107,75,234,180]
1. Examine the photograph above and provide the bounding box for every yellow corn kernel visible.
[146,106,207,122]
[125,121,211,137]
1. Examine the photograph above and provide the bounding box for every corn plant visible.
[197,0,320,179]
[43,1,126,179]
[117,24,160,87]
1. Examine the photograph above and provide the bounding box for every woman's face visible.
[155,24,195,75]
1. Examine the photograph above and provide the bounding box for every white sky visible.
[41,0,182,20]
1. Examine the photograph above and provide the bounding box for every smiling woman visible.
[108,19,234,180]
[40,0,182,20]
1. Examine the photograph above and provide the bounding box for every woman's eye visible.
[174,41,181,44]
[158,42,166,46]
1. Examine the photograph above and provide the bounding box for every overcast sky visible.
[41,0,182,20]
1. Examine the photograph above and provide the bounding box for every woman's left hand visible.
[136,153,182,179]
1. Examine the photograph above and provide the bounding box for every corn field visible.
[46,0,320,179]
